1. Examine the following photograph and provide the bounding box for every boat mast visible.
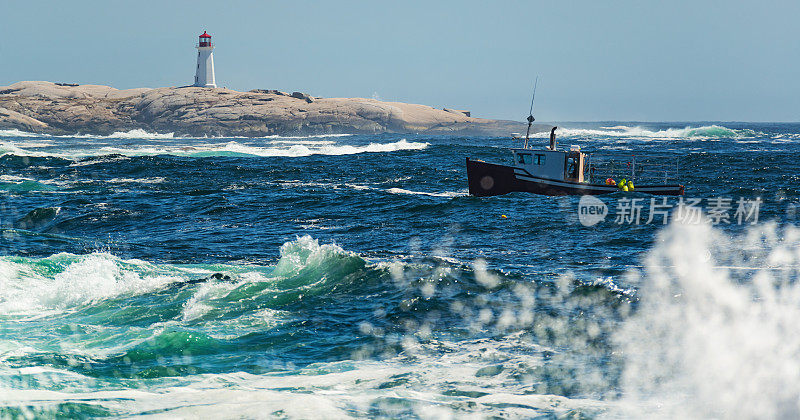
[523,76,539,149]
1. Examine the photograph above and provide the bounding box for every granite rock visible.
[0,81,546,137]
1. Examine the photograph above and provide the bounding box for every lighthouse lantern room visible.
[194,31,217,88]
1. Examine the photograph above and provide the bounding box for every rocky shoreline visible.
[0,81,546,137]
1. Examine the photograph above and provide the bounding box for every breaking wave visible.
[0,139,428,159]
[0,236,353,317]
[0,175,56,192]
[531,124,764,140]
[0,253,197,315]
[104,129,175,139]
[0,235,623,418]
[0,128,355,141]
[0,129,40,138]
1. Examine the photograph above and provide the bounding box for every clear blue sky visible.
[1,1,798,122]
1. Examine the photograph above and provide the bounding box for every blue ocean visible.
[1,123,799,418]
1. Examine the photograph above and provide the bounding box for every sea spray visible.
[615,221,800,419]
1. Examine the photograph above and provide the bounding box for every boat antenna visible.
[523,76,539,149]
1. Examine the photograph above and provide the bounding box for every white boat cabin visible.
[511,146,587,182]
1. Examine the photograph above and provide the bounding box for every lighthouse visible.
[194,31,217,88]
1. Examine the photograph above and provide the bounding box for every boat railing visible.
[587,155,680,185]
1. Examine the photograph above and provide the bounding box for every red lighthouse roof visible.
[199,31,211,38]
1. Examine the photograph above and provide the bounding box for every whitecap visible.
[385,187,468,198]
[105,177,166,184]
[0,129,41,138]
[104,129,175,139]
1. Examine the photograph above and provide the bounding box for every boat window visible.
[517,153,531,164]
[535,154,546,165]
[566,157,578,178]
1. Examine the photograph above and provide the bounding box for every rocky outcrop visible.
[0,81,546,137]
[0,107,49,132]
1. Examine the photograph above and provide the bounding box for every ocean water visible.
[0,122,799,418]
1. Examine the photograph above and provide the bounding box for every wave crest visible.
[272,235,366,283]
[0,253,182,314]
[105,129,175,139]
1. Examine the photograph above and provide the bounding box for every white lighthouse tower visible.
[194,31,217,88]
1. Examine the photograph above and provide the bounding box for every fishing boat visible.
[466,145,685,196]
[467,81,685,197]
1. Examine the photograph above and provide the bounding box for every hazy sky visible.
[1,1,798,122]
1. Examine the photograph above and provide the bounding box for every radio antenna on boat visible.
[523,76,539,149]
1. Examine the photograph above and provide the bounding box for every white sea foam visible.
[335,183,466,198]
[0,333,606,418]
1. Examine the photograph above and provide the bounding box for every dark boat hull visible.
[466,158,684,197]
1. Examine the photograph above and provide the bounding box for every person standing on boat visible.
[549,126,558,150]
